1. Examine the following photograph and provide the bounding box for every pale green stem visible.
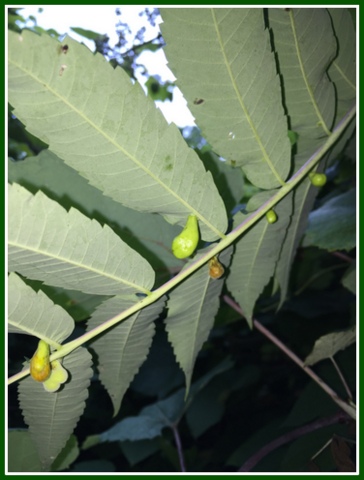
[329,355,353,401]
[7,104,356,386]
[310,437,333,462]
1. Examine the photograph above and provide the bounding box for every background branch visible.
[222,295,356,420]
[171,425,187,472]
[238,411,349,472]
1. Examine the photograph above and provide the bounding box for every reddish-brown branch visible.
[331,251,355,263]
[238,411,349,472]
[222,295,355,419]
[171,425,187,472]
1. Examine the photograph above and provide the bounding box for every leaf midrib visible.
[8,240,150,295]
[7,319,62,348]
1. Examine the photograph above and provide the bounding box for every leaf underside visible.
[8,272,74,344]
[165,246,233,394]
[8,183,155,296]
[87,296,166,416]
[8,150,185,277]
[266,8,340,305]
[227,193,293,325]
[8,29,227,241]
[268,8,336,141]
[161,8,291,189]
[324,8,356,165]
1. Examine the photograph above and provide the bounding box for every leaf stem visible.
[7,104,356,386]
[222,294,356,420]
[329,356,353,401]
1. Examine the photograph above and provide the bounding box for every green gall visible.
[43,360,69,393]
[266,209,277,224]
[309,172,327,187]
[172,215,199,259]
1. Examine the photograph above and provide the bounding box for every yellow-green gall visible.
[309,172,327,187]
[172,215,199,259]
[30,339,51,382]
[43,360,69,393]
[266,209,277,224]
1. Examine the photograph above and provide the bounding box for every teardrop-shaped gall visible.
[30,339,51,382]
[172,215,199,259]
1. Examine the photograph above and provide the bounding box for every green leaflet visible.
[272,142,326,310]
[50,435,79,472]
[196,148,245,215]
[304,326,356,366]
[327,8,356,113]
[161,8,291,189]
[325,8,356,165]
[302,188,356,252]
[97,359,232,443]
[8,150,185,284]
[8,183,155,296]
[267,8,339,181]
[8,273,74,346]
[227,194,293,326]
[18,347,92,471]
[8,30,227,242]
[87,296,166,416]
[268,8,336,139]
[275,172,318,308]
[165,247,233,395]
[342,265,356,295]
